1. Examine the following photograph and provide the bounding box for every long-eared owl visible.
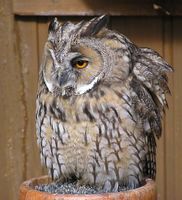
[36,15,172,192]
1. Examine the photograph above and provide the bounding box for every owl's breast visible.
[58,120,98,176]
[37,83,146,187]
[59,83,142,170]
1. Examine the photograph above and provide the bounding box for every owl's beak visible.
[61,85,75,97]
[55,64,77,97]
[58,72,76,97]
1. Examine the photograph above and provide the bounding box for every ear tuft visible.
[48,17,59,33]
[80,15,109,37]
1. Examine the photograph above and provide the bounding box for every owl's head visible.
[41,15,132,97]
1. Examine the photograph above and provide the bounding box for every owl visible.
[36,15,172,192]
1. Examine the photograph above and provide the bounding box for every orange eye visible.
[74,60,88,69]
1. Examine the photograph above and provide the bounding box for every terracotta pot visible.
[19,176,157,200]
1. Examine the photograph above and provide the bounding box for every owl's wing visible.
[130,47,173,178]
[36,98,63,180]
[132,47,173,138]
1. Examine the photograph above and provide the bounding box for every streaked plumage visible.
[36,15,172,192]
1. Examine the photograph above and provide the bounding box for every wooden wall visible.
[0,1,182,200]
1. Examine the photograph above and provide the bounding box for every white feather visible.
[44,76,54,92]
[75,75,101,95]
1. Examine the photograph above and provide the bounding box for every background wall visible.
[0,0,182,200]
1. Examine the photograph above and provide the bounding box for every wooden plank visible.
[163,18,174,200]
[37,18,49,67]
[173,18,182,200]
[111,17,165,200]
[174,0,182,15]
[13,0,172,16]
[16,17,44,179]
[0,1,25,200]
[12,0,182,16]
[111,17,164,51]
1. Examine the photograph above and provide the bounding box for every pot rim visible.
[20,176,156,199]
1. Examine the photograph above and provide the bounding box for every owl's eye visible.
[72,60,88,69]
